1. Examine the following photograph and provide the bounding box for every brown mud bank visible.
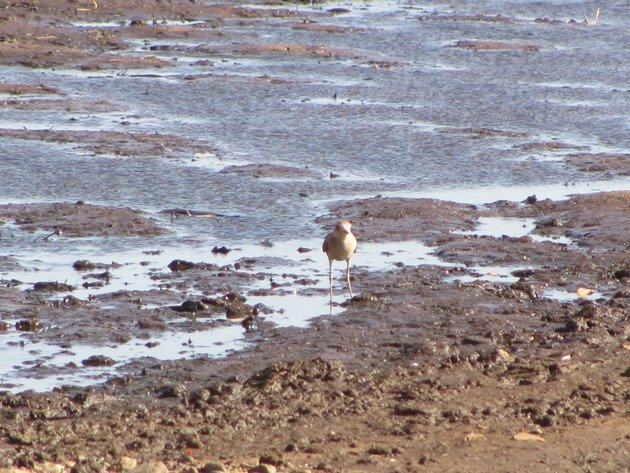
[0,0,339,70]
[0,202,166,237]
[0,191,628,472]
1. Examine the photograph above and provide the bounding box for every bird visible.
[322,220,357,301]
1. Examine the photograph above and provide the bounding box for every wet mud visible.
[1,191,628,472]
[0,202,166,237]
[1,0,629,471]
[0,129,217,158]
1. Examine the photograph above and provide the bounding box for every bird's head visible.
[335,220,352,235]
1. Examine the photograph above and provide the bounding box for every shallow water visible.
[1,0,628,390]
[0,216,584,391]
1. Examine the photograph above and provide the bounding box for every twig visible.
[34,229,63,242]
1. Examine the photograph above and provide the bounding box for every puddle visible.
[0,237,440,391]
[443,265,525,284]
[396,177,630,205]
[534,81,627,93]
[296,96,422,109]
[542,288,604,302]
[69,19,209,28]
[0,206,622,391]
[456,217,573,245]
[0,324,245,392]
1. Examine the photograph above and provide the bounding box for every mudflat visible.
[0,1,628,472]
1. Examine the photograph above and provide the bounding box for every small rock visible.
[510,281,539,299]
[211,246,231,255]
[199,462,226,473]
[130,462,169,473]
[496,349,514,362]
[513,432,545,442]
[464,432,486,442]
[328,7,351,14]
[168,260,195,271]
[343,291,384,306]
[120,456,138,471]
[82,281,104,289]
[82,355,116,367]
[137,317,168,331]
[157,384,187,399]
[580,409,595,419]
[179,429,202,449]
[560,318,587,333]
[70,457,109,473]
[250,465,276,473]
[367,445,390,456]
[15,319,41,332]
[221,291,246,303]
[259,453,282,467]
[85,271,111,281]
[73,260,96,271]
[511,269,535,278]
[533,415,555,427]
[536,217,563,228]
[225,301,257,320]
[179,300,200,313]
[33,281,74,292]
[61,295,85,306]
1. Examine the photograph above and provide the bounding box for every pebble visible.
[37,463,65,473]
[130,461,169,473]
[81,354,116,367]
[199,462,227,473]
[251,465,276,473]
[120,457,138,471]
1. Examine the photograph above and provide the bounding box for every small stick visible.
[34,229,63,242]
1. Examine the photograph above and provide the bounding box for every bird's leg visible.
[328,259,333,303]
[346,259,353,297]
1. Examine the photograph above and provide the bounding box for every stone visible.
[199,462,226,473]
[120,457,138,471]
[130,461,169,473]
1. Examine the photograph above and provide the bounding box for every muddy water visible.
[1,0,628,390]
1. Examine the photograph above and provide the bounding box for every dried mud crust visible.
[0,192,628,471]
[0,202,166,237]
